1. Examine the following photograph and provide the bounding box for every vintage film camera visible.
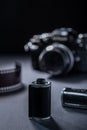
[24,28,87,75]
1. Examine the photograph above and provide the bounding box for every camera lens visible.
[40,51,64,73]
[39,43,74,75]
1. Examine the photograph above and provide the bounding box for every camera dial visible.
[51,28,77,43]
[77,33,87,49]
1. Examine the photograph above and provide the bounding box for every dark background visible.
[0,0,87,53]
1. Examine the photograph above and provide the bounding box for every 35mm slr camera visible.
[24,28,87,75]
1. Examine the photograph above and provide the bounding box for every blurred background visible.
[0,0,87,53]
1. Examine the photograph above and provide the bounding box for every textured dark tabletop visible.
[0,54,87,130]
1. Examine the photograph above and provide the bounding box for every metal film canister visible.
[61,87,87,109]
[29,78,51,119]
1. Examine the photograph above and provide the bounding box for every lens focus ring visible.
[39,43,74,75]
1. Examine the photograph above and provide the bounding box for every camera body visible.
[25,28,87,75]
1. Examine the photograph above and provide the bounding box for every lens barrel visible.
[39,43,74,75]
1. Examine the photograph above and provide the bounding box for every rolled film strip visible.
[0,63,24,93]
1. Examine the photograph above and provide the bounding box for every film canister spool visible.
[61,87,87,109]
[28,78,51,120]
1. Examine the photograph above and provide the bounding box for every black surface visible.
[0,54,87,130]
[0,1,87,52]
